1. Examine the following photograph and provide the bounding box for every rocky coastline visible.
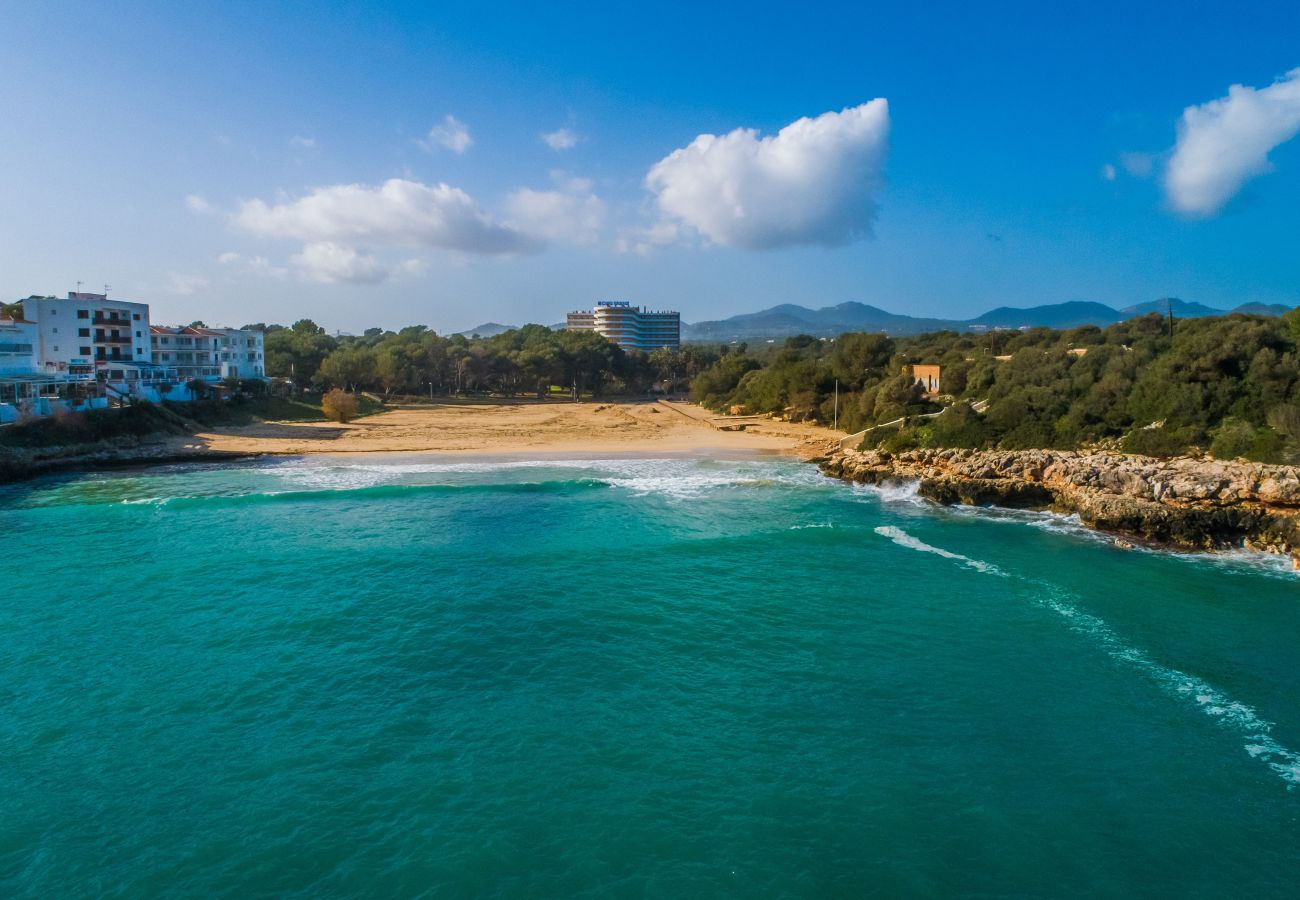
[0,441,254,485]
[813,445,1300,567]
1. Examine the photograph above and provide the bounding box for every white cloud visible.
[1101,163,1117,181]
[505,172,604,244]
[643,100,890,250]
[166,273,210,295]
[290,135,316,149]
[234,178,538,255]
[247,255,289,279]
[292,242,387,284]
[616,221,680,256]
[1165,67,1300,216]
[425,115,473,154]
[1120,151,1155,178]
[186,194,214,214]
[217,251,290,280]
[541,127,579,151]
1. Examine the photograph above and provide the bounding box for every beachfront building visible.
[150,326,265,381]
[565,301,680,351]
[0,316,39,375]
[0,313,105,422]
[24,292,151,379]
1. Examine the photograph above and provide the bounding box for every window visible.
[80,346,91,355]
[133,314,140,321]
[136,348,142,355]
[52,327,58,334]
[53,345,59,352]
[136,331,141,338]
[77,309,88,319]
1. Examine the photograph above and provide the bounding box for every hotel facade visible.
[565,301,680,351]
[0,291,265,423]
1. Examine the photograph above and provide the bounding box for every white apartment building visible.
[150,326,265,380]
[0,316,39,375]
[24,292,151,378]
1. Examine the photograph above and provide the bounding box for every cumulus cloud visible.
[235,178,538,254]
[425,115,472,154]
[1165,67,1300,216]
[233,177,539,285]
[218,252,288,279]
[292,242,387,284]
[541,127,579,150]
[643,100,890,250]
[166,273,210,295]
[505,173,604,244]
[1101,163,1117,181]
[186,193,214,214]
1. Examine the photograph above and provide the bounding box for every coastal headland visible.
[816,445,1300,565]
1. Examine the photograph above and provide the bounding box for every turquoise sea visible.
[2,452,1299,897]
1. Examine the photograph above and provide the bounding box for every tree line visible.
[246,320,725,399]
[688,310,1300,462]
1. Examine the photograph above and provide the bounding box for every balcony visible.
[92,313,132,326]
[94,334,133,345]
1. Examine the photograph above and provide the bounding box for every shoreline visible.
[7,399,1299,570]
[814,444,1300,567]
[0,400,836,485]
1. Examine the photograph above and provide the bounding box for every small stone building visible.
[911,364,942,394]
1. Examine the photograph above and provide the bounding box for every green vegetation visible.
[0,392,384,448]
[256,319,723,398]
[688,310,1300,462]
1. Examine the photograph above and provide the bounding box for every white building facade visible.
[24,292,151,378]
[0,316,39,375]
[150,326,264,380]
[565,301,681,351]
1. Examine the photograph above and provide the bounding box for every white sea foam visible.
[850,479,928,507]
[875,521,1300,788]
[272,456,825,501]
[1033,585,1300,787]
[873,525,1004,576]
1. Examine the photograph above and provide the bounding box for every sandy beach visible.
[164,399,842,458]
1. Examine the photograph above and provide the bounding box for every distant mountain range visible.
[682,298,1294,341]
[454,322,516,338]
[455,299,1293,343]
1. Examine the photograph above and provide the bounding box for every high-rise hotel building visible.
[565,301,680,351]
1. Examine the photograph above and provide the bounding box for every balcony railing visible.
[94,334,133,345]
[92,313,132,325]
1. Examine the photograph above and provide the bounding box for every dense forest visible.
[688,311,1300,462]
[250,320,725,399]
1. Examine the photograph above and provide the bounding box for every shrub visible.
[321,389,360,423]
[1121,425,1195,458]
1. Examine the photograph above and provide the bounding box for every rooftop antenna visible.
[76,280,84,293]
[104,284,111,298]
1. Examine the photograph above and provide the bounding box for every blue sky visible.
[2,1,1298,332]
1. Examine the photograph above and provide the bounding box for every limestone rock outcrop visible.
[813,445,1300,564]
